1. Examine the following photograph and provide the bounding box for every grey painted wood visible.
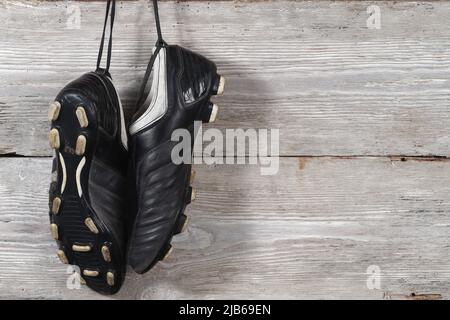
[0,157,449,299]
[1,0,449,301]
[1,1,450,156]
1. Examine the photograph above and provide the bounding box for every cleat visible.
[72,244,92,252]
[50,224,59,240]
[209,104,219,123]
[57,250,69,264]
[191,188,197,202]
[128,0,223,274]
[84,217,99,234]
[51,197,61,215]
[162,245,173,261]
[180,215,190,233]
[211,74,225,96]
[48,101,61,121]
[106,272,115,286]
[76,107,89,128]
[83,269,99,277]
[190,169,196,184]
[47,0,128,295]
[201,102,219,123]
[75,135,87,156]
[101,245,112,262]
[178,214,191,234]
[217,76,226,95]
[49,129,60,149]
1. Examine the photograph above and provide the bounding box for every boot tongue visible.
[131,46,165,127]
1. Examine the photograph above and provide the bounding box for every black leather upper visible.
[57,71,128,255]
[128,45,217,273]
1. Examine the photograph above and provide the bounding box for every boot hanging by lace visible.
[136,0,168,109]
[97,0,116,75]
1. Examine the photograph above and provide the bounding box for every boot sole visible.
[48,98,124,294]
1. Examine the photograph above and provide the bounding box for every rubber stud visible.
[106,272,115,286]
[101,245,112,262]
[202,103,219,123]
[217,76,226,95]
[181,216,190,233]
[50,224,59,240]
[48,101,61,121]
[72,244,92,252]
[83,269,99,277]
[162,245,173,261]
[57,250,69,264]
[190,169,196,184]
[75,135,87,156]
[84,217,99,234]
[76,107,89,128]
[51,197,61,215]
[49,129,60,149]
[209,104,219,123]
[186,187,196,205]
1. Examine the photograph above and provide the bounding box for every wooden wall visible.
[0,0,449,299]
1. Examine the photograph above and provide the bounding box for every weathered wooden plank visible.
[1,1,450,156]
[1,157,449,299]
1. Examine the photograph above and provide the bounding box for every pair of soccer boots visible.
[47,0,224,295]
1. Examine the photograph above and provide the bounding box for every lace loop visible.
[96,0,116,73]
[153,0,165,45]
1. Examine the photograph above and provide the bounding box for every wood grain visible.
[1,0,449,300]
[1,157,449,299]
[1,1,450,156]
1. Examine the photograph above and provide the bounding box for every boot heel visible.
[202,102,219,123]
[211,74,225,96]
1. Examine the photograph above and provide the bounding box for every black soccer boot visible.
[127,0,225,274]
[47,0,128,294]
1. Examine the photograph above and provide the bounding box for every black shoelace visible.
[97,0,116,74]
[135,0,168,110]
